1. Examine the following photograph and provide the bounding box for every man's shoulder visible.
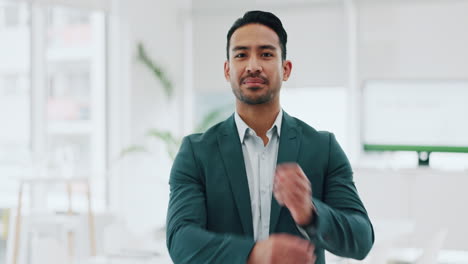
[184,115,232,146]
[286,114,331,141]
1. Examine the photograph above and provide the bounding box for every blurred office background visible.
[1,0,468,263]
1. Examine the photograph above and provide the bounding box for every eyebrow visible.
[259,45,277,51]
[232,45,277,52]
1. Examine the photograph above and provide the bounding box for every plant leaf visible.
[119,145,148,158]
[146,129,178,145]
[146,129,181,159]
[137,42,174,98]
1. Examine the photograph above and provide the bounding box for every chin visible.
[241,95,273,105]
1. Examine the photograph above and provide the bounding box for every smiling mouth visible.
[244,80,265,84]
[243,81,266,91]
[241,76,267,85]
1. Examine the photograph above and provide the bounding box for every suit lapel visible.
[217,115,254,237]
[270,112,302,233]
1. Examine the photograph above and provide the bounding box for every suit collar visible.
[218,115,254,237]
[218,112,302,237]
[220,111,295,136]
[233,109,283,143]
[270,112,302,233]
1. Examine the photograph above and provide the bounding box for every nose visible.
[246,56,262,73]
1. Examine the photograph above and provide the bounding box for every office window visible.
[0,1,107,210]
[0,0,30,206]
[45,6,106,191]
[1,3,20,27]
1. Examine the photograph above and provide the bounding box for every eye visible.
[261,52,273,57]
[234,53,246,58]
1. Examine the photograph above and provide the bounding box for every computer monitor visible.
[362,80,468,165]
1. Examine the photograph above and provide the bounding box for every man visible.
[166,10,374,264]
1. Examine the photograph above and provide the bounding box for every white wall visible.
[192,2,348,93]
[358,0,468,80]
[109,0,186,232]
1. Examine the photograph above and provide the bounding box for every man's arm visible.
[310,133,374,259]
[274,133,374,260]
[166,137,255,264]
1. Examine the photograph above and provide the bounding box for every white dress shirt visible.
[234,110,283,241]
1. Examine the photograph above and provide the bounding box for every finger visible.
[281,188,309,207]
[274,186,299,209]
[305,251,313,264]
[278,162,301,169]
[275,167,290,183]
[294,240,314,264]
[275,173,305,192]
[284,181,310,203]
[276,163,299,178]
[275,165,302,186]
[308,243,315,252]
[274,171,312,213]
[293,164,307,179]
[277,180,311,206]
[276,166,310,190]
[275,235,313,264]
[275,174,305,196]
[304,243,315,264]
[277,163,307,179]
[309,253,316,264]
[275,189,309,214]
[273,187,284,205]
[273,176,284,205]
[281,176,310,195]
[276,162,297,171]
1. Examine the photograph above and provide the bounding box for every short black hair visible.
[226,10,287,61]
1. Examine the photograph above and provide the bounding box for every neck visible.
[236,99,280,139]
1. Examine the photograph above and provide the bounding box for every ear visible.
[282,60,292,81]
[224,60,230,81]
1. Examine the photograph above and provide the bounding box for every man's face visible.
[224,24,292,105]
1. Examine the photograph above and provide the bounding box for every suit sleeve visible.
[303,133,374,260]
[166,137,255,264]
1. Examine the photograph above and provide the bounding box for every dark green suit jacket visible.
[166,112,374,264]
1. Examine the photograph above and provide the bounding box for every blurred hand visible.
[273,163,314,226]
[247,233,316,264]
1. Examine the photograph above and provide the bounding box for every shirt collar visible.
[234,109,283,143]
